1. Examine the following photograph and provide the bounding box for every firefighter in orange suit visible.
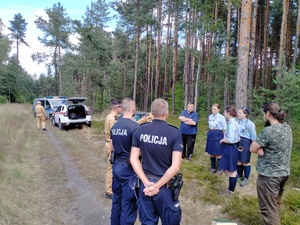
[35,101,47,131]
[104,99,122,199]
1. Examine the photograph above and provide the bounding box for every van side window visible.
[46,100,51,109]
[40,100,45,107]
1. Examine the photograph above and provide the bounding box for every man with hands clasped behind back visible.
[130,98,183,225]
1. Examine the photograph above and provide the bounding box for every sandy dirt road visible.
[31,117,243,225]
[38,120,112,225]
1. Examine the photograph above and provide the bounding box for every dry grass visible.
[0,104,74,225]
[1,105,298,225]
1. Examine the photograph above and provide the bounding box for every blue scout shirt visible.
[111,118,139,159]
[132,119,183,177]
[237,119,257,140]
[208,113,227,130]
[224,118,240,144]
[179,110,199,135]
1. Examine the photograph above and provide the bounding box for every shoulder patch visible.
[168,123,179,129]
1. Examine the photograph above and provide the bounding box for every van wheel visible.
[59,121,64,130]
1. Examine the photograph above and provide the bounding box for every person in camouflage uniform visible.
[250,102,292,225]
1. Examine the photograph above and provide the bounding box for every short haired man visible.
[179,102,199,160]
[130,98,183,225]
[110,98,139,225]
[35,101,47,131]
[104,99,122,199]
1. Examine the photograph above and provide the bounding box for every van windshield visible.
[51,99,67,107]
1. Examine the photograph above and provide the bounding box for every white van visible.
[33,96,67,119]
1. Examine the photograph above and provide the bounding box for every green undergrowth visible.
[92,112,300,224]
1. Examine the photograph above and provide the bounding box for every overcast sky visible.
[0,0,116,77]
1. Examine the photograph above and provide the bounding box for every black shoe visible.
[106,193,113,199]
[43,128,47,131]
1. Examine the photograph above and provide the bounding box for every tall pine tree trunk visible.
[262,0,269,88]
[183,0,190,107]
[224,0,232,109]
[292,0,300,69]
[278,0,289,79]
[155,0,162,99]
[235,0,252,109]
[133,27,140,102]
[249,0,258,105]
[172,0,178,115]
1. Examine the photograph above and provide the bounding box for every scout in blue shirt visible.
[179,102,199,160]
[110,98,139,225]
[130,98,183,225]
[236,106,257,187]
[205,103,227,173]
[219,106,240,195]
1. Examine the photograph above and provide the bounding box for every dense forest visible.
[0,0,300,116]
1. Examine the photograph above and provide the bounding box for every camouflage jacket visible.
[256,123,292,177]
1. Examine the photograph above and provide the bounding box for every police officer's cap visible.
[37,101,41,104]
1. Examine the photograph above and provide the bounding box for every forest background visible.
[0,0,299,117]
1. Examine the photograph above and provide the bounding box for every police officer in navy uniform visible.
[130,98,183,225]
[110,98,139,225]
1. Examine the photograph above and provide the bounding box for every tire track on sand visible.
[47,128,111,225]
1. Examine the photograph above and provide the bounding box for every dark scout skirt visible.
[205,130,223,155]
[218,143,238,172]
[238,137,252,163]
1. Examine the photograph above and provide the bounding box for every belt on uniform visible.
[145,173,172,187]
[223,143,238,146]
[115,156,129,162]
[106,140,111,143]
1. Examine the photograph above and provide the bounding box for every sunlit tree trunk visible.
[155,0,162,99]
[190,6,197,106]
[183,0,191,107]
[163,2,171,98]
[145,21,153,111]
[224,0,232,109]
[262,0,269,88]
[278,0,289,80]
[172,0,178,115]
[235,0,252,109]
[133,23,140,102]
[249,0,258,105]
